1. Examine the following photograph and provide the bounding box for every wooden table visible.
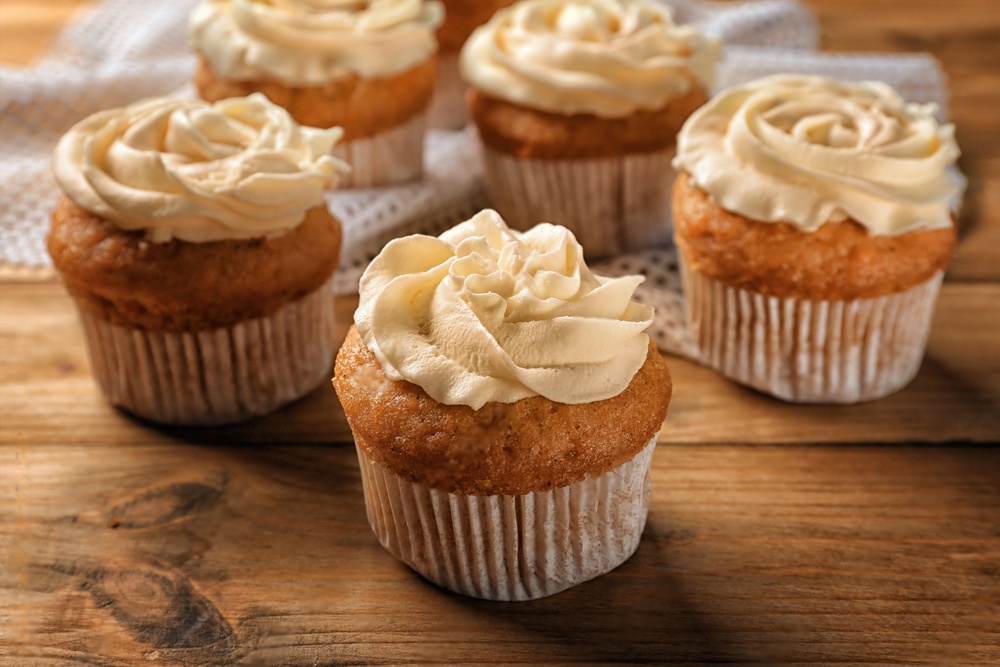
[2,1,998,665]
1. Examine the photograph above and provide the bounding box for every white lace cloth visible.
[0,0,953,358]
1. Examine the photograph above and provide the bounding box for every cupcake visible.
[461,0,718,258]
[190,0,444,187]
[429,0,516,129]
[672,74,962,403]
[333,209,672,601]
[47,94,350,425]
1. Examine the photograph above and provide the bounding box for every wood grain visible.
[3,442,999,666]
[3,281,999,447]
[2,1,1000,666]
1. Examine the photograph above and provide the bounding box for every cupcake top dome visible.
[190,0,445,86]
[460,0,718,118]
[355,209,654,409]
[53,93,349,243]
[673,74,963,236]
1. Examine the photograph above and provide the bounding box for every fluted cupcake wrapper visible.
[355,437,656,601]
[480,145,675,259]
[427,52,468,131]
[681,256,943,403]
[77,276,335,426]
[333,112,426,188]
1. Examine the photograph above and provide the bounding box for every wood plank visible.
[0,1,88,65]
[3,443,998,665]
[2,282,999,445]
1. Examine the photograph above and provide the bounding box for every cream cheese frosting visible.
[355,209,655,409]
[53,93,349,243]
[191,0,445,86]
[459,0,718,118]
[673,74,962,236]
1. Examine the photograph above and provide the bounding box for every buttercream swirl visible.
[355,210,654,409]
[53,93,349,243]
[673,74,962,236]
[460,0,718,118]
[191,0,444,85]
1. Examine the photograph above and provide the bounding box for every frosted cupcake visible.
[333,209,672,601]
[47,94,350,425]
[429,0,516,129]
[672,75,962,403]
[191,0,444,187]
[461,0,718,258]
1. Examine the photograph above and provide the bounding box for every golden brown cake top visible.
[53,94,348,243]
[190,0,444,86]
[47,197,342,331]
[460,0,717,118]
[672,174,956,300]
[195,56,437,140]
[335,326,672,495]
[468,86,706,159]
[673,74,962,237]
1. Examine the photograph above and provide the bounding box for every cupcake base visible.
[355,437,656,601]
[78,276,336,426]
[334,113,427,188]
[481,145,674,259]
[681,257,944,403]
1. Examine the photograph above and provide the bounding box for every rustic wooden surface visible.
[2,0,999,665]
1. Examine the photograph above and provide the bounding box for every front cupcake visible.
[461,0,718,258]
[48,94,350,425]
[672,74,962,403]
[190,0,444,187]
[333,209,672,600]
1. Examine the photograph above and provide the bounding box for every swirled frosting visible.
[460,0,718,118]
[53,94,349,243]
[673,74,962,236]
[191,0,445,85]
[355,210,655,409]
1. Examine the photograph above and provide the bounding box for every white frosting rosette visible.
[460,0,718,118]
[53,93,349,243]
[355,209,654,409]
[673,74,963,236]
[191,0,445,85]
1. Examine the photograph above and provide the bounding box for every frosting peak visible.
[355,210,654,409]
[673,74,962,236]
[53,94,349,243]
[190,0,445,86]
[460,0,719,118]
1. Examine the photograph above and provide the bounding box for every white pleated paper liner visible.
[427,52,469,131]
[680,256,944,403]
[77,276,336,426]
[333,112,427,188]
[480,144,675,260]
[356,436,657,601]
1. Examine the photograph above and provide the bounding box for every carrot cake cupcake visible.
[672,74,962,403]
[190,0,444,187]
[48,94,350,425]
[429,0,515,129]
[461,0,718,258]
[333,209,672,600]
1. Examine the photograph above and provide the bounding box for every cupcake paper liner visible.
[334,112,427,188]
[77,276,336,426]
[681,256,944,403]
[355,436,657,601]
[427,52,468,130]
[480,145,675,259]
